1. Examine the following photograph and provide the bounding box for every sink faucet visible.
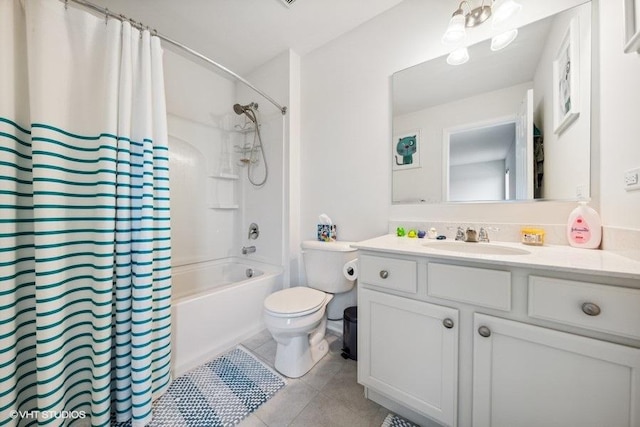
[465,227,478,242]
[242,245,256,255]
[453,226,481,242]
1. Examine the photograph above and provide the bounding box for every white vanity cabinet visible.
[358,287,459,427]
[472,313,640,427]
[354,235,640,427]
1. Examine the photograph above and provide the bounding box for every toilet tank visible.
[301,240,357,293]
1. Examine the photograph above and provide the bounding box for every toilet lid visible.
[264,287,327,318]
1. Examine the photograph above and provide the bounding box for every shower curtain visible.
[0,1,171,426]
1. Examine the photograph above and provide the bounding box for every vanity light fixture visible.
[442,0,521,64]
[443,0,522,43]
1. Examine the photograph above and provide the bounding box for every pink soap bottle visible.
[567,201,602,249]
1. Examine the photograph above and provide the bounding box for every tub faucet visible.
[242,245,256,255]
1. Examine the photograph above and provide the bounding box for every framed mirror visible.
[392,2,591,204]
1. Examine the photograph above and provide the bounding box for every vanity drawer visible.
[528,276,640,340]
[359,254,417,293]
[427,263,511,311]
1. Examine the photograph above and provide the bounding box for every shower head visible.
[233,103,248,115]
[233,102,257,114]
[233,103,258,123]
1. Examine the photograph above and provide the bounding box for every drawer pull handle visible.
[478,326,491,338]
[379,270,389,279]
[442,318,455,329]
[581,302,601,316]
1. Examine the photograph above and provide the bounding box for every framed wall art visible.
[392,130,421,170]
[553,17,580,134]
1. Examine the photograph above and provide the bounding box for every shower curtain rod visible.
[64,0,288,116]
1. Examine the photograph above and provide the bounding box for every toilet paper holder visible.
[343,259,359,281]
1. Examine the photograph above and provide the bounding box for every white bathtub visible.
[170,257,283,377]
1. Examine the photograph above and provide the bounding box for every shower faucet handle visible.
[248,223,259,240]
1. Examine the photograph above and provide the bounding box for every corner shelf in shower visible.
[209,173,240,180]
[209,204,239,210]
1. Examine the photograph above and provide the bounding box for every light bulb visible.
[491,29,518,51]
[442,13,467,44]
[447,47,470,65]
[492,0,522,28]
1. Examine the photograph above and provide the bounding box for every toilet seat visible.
[264,287,328,318]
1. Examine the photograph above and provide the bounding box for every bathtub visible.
[170,257,283,377]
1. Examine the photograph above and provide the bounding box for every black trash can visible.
[341,306,357,360]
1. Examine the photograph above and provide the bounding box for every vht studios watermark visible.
[8,409,87,421]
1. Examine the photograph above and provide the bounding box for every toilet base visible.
[274,336,329,378]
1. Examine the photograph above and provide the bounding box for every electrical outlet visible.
[624,168,640,192]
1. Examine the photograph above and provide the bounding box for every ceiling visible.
[87,0,404,75]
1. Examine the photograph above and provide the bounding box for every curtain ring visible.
[64,0,69,10]
[104,8,109,25]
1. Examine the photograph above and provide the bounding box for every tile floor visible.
[237,329,391,427]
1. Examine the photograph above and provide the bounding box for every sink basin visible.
[422,241,531,256]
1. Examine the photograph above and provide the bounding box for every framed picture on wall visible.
[624,0,640,53]
[553,17,580,134]
[392,130,421,170]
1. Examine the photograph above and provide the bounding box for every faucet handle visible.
[478,227,490,242]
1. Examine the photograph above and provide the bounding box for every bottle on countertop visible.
[567,201,602,249]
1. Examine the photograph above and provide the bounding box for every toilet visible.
[263,240,357,378]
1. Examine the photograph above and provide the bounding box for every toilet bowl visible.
[263,240,358,378]
[264,287,334,378]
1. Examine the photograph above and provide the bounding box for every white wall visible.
[450,160,506,202]
[301,0,590,242]
[599,0,640,231]
[533,5,592,200]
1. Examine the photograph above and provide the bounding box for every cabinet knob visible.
[379,270,389,279]
[442,318,455,329]
[581,302,601,316]
[478,326,491,338]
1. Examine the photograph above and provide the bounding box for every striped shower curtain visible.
[0,1,171,426]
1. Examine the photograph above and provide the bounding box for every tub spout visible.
[242,245,256,255]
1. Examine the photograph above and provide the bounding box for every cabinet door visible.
[472,313,640,427]
[358,288,458,426]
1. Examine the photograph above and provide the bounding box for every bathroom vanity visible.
[353,235,640,427]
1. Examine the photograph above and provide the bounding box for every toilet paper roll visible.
[343,258,359,281]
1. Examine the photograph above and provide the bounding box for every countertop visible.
[352,234,640,281]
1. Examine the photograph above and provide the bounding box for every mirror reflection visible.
[392,2,591,204]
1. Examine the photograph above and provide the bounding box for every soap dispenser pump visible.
[567,201,602,249]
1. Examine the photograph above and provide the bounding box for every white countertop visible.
[352,234,640,281]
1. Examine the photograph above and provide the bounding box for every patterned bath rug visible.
[114,346,286,426]
[382,413,421,427]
